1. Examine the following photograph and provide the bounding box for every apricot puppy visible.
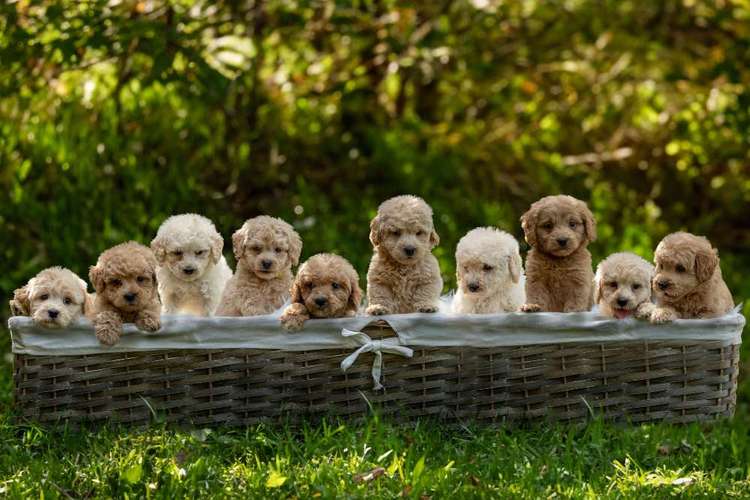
[89,242,161,345]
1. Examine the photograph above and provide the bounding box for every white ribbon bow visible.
[340,328,414,390]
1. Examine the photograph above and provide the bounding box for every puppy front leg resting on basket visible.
[135,308,161,332]
[521,280,550,312]
[365,282,396,316]
[94,310,123,346]
[651,306,678,324]
[280,303,310,331]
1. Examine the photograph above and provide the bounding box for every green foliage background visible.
[1,0,748,382]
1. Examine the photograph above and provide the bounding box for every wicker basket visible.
[9,309,744,427]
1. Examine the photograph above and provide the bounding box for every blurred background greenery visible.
[1,0,748,358]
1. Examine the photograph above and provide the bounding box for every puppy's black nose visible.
[124,292,137,303]
[556,238,568,247]
[183,267,196,275]
[48,309,59,319]
[314,297,328,307]
[468,283,480,293]
[261,259,273,270]
[658,280,670,290]
[404,246,416,257]
[617,297,628,307]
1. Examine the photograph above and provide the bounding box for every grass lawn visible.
[0,331,748,498]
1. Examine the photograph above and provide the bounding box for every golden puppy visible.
[10,267,94,328]
[89,242,161,345]
[366,195,443,315]
[594,252,654,320]
[520,195,596,312]
[280,253,362,331]
[650,232,733,323]
[216,216,302,316]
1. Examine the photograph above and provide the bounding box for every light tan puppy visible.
[280,253,362,331]
[89,242,161,345]
[453,227,525,314]
[650,232,733,323]
[10,267,94,328]
[366,195,443,315]
[216,216,302,316]
[520,195,597,312]
[594,252,654,320]
[151,214,232,316]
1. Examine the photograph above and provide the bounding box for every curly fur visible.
[594,252,654,320]
[280,253,362,331]
[10,267,94,328]
[453,227,525,314]
[366,195,443,315]
[151,213,232,316]
[89,242,161,345]
[520,195,597,312]
[649,232,733,323]
[216,216,302,316]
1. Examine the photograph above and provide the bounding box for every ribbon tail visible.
[341,345,368,372]
[372,350,383,390]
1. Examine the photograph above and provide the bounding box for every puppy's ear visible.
[369,215,382,247]
[429,228,440,249]
[520,206,538,248]
[286,227,303,267]
[209,232,224,264]
[290,276,305,305]
[579,202,597,243]
[695,247,719,283]
[150,236,167,264]
[89,265,106,293]
[9,285,31,316]
[77,278,94,317]
[347,273,363,315]
[507,253,522,284]
[593,270,603,304]
[232,226,248,262]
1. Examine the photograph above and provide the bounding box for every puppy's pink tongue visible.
[614,309,632,320]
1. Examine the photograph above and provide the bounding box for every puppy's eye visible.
[137,276,147,283]
[416,230,424,237]
[195,250,205,256]
[63,297,73,305]
[569,220,578,229]
[543,222,554,230]
[632,283,642,290]
[274,247,282,253]
[252,246,263,253]
[391,230,401,237]
[40,294,49,301]
[483,264,494,272]
[331,282,340,290]
[172,251,183,257]
[608,281,618,289]
[111,279,122,287]
[676,264,686,273]
[304,282,314,290]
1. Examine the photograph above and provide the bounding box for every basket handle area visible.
[339,327,414,390]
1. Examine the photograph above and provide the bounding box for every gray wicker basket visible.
[9,309,744,427]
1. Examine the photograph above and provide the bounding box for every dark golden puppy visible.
[89,242,161,345]
[520,195,597,312]
[280,253,362,331]
[650,232,733,323]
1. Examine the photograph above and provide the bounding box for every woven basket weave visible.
[9,311,744,427]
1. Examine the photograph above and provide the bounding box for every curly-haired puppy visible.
[650,232,733,323]
[151,213,232,316]
[520,195,597,312]
[366,195,443,315]
[280,253,362,331]
[89,242,161,345]
[453,227,525,314]
[594,252,655,320]
[216,216,302,316]
[10,267,94,328]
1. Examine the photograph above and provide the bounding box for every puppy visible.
[280,253,362,331]
[594,252,655,320]
[650,232,733,323]
[520,195,597,312]
[216,216,302,316]
[453,227,525,314]
[89,242,161,345]
[366,195,443,315]
[151,213,232,316]
[10,267,94,328]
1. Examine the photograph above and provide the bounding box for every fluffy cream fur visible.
[10,267,94,328]
[151,213,232,316]
[89,242,161,345]
[216,216,302,316]
[453,227,525,314]
[520,195,597,312]
[280,253,362,331]
[594,252,654,320]
[650,232,733,323]
[366,195,443,315]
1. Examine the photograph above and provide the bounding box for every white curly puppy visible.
[151,214,232,316]
[594,252,655,320]
[10,267,94,328]
[452,227,525,314]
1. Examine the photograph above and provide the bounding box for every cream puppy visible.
[594,252,655,320]
[10,267,94,328]
[453,227,525,314]
[151,214,232,316]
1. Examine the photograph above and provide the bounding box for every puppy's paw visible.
[416,305,438,314]
[95,325,121,346]
[651,307,677,324]
[635,302,656,320]
[136,314,161,332]
[366,304,389,316]
[280,312,306,332]
[520,303,542,313]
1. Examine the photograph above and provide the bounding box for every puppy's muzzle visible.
[124,292,138,303]
[47,309,59,319]
[556,237,569,248]
[657,280,671,291]
[261,259,273,270]
[182,266,196,275]
[403,246,416,257]
[314,297,328,308]
[616,297,628,307]
[468,282,481,293]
